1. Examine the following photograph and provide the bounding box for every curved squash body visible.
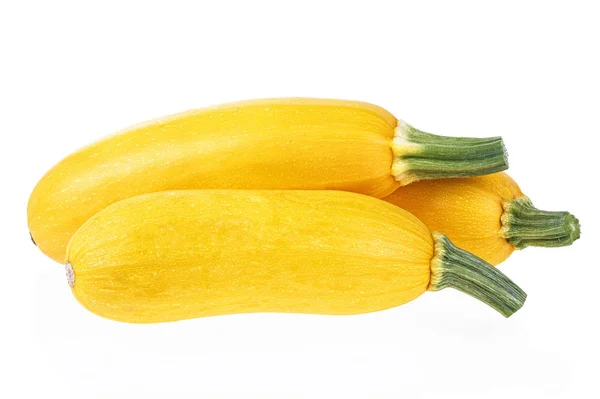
[67,190,433,323]
[29,98,510,263]
[384,173,523,265]
[29,99,399,262]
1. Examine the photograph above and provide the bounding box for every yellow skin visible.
[67,190,434,323]
[383,172,523,265]
[28,98,508,263]
[29,99,399,262]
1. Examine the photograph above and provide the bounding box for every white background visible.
[1,1,598,398]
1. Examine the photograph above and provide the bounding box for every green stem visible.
[501,197,581,249]
[391,121,508,185]
[428,232,526,317]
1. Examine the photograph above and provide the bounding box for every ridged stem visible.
[501,197,581,249]
[428,232,526,317]
[391,121,508,186]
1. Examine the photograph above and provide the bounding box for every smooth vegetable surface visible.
[66,190,525,323]
[29,98,508,262]
[383,172,580,265]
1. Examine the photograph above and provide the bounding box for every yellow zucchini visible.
[66,190,525,323]
[383,172,580,265]
[29,98,508,262]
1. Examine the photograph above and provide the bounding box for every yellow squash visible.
[29,98,508,262]
[66,190,525,323]
[383,172,580,265]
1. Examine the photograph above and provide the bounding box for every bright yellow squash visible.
[66,190,525,323]
[383,172,580,265]
[28,98,508,263]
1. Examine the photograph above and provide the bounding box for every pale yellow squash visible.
[28,98,507,262]
[66,190,525,323]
